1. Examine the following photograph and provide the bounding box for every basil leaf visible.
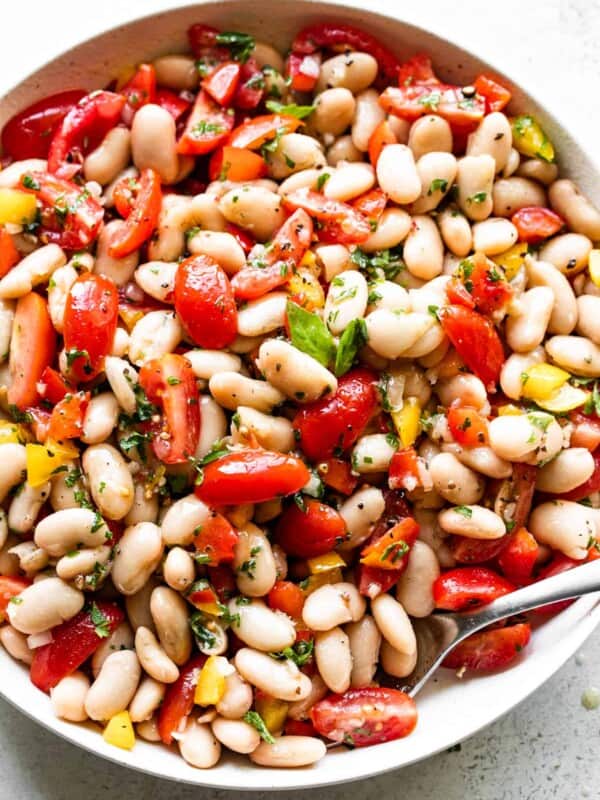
[334,318,368,376]
[214,31,255,62]
[265,100,316,119]
[286,301,336,367]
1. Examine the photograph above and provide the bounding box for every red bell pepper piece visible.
[473,74,512,113]
[442,623,531,671]
[157,654,207,744]
[439,305,505,392]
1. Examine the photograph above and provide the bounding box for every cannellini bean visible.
[131,104,179,183]
[472,218,518,255]
[429,453,484,505]
[529,501,595,560]
[376,144,421,205]
[161,495,212,547]
[233,525,277,597]
[152,54,198,90]
[50,672,90,722]
[315,243,352,281]
[546,335,600,377]
[47,263,77,333]
[361,207,411,252]
[150,586,192,666]
[396,540,440,618]
[324,162,375,202]
[34,508,110,556]
[187,230,246,275]
[251,41,285,72]
[218,187,285,241]
[0,534,19,577]
[371,594,416,655]
[438,206,473,257]
[231,405,294,452]
[124,481,158,526]
[315,627,352,693]
[466,112,512,172]
[0,158,47,187]
[444,442,512,479]
[92,622,134,677]
[492,176,546,217]
[380,640,418,678]
[163,547,195,592]
[324,271,368,334]
[112,522,163,595]
[317,51,378,93]
[94,219,140,285]
[516,158,559,185]
[135,626,179,683]
[211,717,260,754]
[136,716,161,742]
[148,194,223,263]
[209,371,284,412]
[404,215,444,279]
[346,615,381,687]
[0,243,65,298]
[134,261,176,302]
[538,233,592,275]
[129,676,166,723]
[8,481,49,535]
[287,675,328,721]
[80,392,119,445]
[313,88,356,136]
[236,292,287,337]
[409,152,457,214]
[125,578,158,632]
[8,540,48,577]
[367,280,411,314]
[338,487,385,550]
[437,373,488,410]
[195,395,228,458]
[178,719,221,768]
[250,736,326,768]
[264,134,326,180]
[82,443,134,520]
[408,116,453,160]
[216,671,253,720]
[351,88,385,152]
[536,448,595,493]
[302,583,365,631]
[128,310,182,365]
[500,348,546,400]
[55,544,111,584]
[327,136,363,165]
[506,286,554,352]
[279,167,329,195]
[228,599,295,652]
[0,511,7,550]
[438,505,506,540]
[85,650,140,721]
[104,357,138,417]
[526,258,578,335]
[576,295,600,344]
[234,648,311,701]
[365,309,434,359]
[183,349,241,380]
[456,155,495,221]
[256,339,337,402]
[549,179,600,240]
[351,433,396,473]
[7,577,83,635]
[84,126,131,185]
[0,625,32,664]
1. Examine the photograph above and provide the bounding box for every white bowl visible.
[1,0,599,790]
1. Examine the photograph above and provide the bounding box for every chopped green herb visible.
[428,178,448,195]
[454,505,473,518]
[270,638,314,667]
[215,31,255,63]
[316,172,331,191]
[265,100,316,119]
[89,602,110,638]
[243,711,275,744]
[467,191,487,204]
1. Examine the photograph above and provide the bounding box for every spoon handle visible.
[468,558,600,631]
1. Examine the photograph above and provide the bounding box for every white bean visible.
[264,134,326,180]
[134,261,176,303]
[546,335,600,377]
[8,481,49,535]
[315,627,352,693]
[438,504,506,540]
[80,392,119,445]
[529,501,595,560]
[338,487,385,550]
[376,144,421,205]
[183,349,241,381]
[576,295,600,344]
[125,578,158,632]
[256,339,337,403]
[324,162,375,202]
[549,179,600,240]
[234,648,311,701]
[466,112,512,172]
[526,258,578,335]
[438,206,473,257]
[229,599,295,652]
[0,243,65,299]
[536,448,595,493]
[365,309,434,359]
[47,263,76,333]
[408,116,453,160]
[0,159,47,188]
[500,348,546,400]
[429,452,484,505]
[34,508,110,556]
[187,230,246,275]
[346,615,381,687]
[472,217,518,255]
[134,626,179,683]
[150,586,192,666]
[163,547,195,592]
[380,641,417,678]
[443,442,512,479]
[195,395,228,458]
[506,286,554,352]
[324,271,368,334]
[361,208,411,252]
[351,88,385,152]
[211,716,260,754]
[326,136,363,165]
[128,310,182,365]
[92,622,134,677]
[50,672,90,722]
[216,670,253,720]
[231,406,294,452]
[83,443,134,520]
[7,578,83,635]
[55,544,110,584]
[94,219,139,285]
[129,676,166,723]
[209,371,285,412]
[314,88,356,136]
[237,292,287,337]
[112,522,163,595]
[538,233,592,275]
[409,152,457,214]
[153,55,198,90]
[131,104,179,184]
[317,52,378,93]
[302,583,365,631]
[84,126,131,185]
[396,540,440,618]
[456,155,495,221]
[250,736,326,768]
[351,433,396,473]
[371,594,416,655]
[0,625,32,664]
[85,650,140,721]
[233,525,277,597]
[404,215,444,279]
[492,176,546,217]
[178,719,221,768]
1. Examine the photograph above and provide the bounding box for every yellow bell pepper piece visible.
[302,567,344,595]
[299,250,318,274]
[194,655,226,706]
[511,114,555,163]
[535,384,589,413]
[307,551,346,574]
[255,696,289,734]
[118,306,145,332]
[26,439,79,488]
[497,404,523,416]
[520,363,569,401]
[589,250,600,288]
[391,397,421,448]
[492,243,529,282]
[195,602,222,617]
[103,711,136,750]
[287,267,325,310]
[0,188,38,225]
[0,421,27,444]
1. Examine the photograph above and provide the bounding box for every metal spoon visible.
[404,558,600,696]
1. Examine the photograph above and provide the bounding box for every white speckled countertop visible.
[1,1,599,797]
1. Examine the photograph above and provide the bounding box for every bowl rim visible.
[1,0,599,790]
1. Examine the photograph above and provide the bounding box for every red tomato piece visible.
[446,277,476,309]
[47,391,90,440]
[202,61,241,106]
[556,449,600,501]
[38,366,74,404]
[457,254,513,316]
[227,114,303,150]
[107,168,162,258]
[361,517,420,570]
[8,292,56,411]
[283,188,371,245]
[233,57,265,110]
[195,449,310,505]
[27,406,52,443]
[268,580,305,619]
[47,91,126,178]
[174,254,237,348]
[20,170,104,250]
[284,719,318,737]
[63,273,119,383]
[120,63,156,119]
[230,263,290,301]
[30,603,124,692]
[193,512,239,566]
[442,623,531,671]
[397,53,439,86]
[0,227,20,278]
[447,406,489,447]
[433,566,515,611]
[0,576,31,621]
[292,23,401,81]
[319,458,358,496]
[138,353,200,464]
[448,535,509,565]
[380,84,485,132]
[388,447,421,492]
[1,90,86,161]
[368,119,398,167]
[208,145,267,182]
[497,528,539,586]
[157,654,207,744]
[111,173,139,218]
[534,554,578,615]
[439,305,505,392]
[207,565,237,603]
[352,188,387,229]
[311,687,417,746]
[177,90,234,156]
[275,498,346,558]
[511,206,564,244]
[154,88,192,121]
[473,74,512,113]
[286,52,321,92]
[570,411,600,451]
[225,223,254,254]
[293,369,378,462]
